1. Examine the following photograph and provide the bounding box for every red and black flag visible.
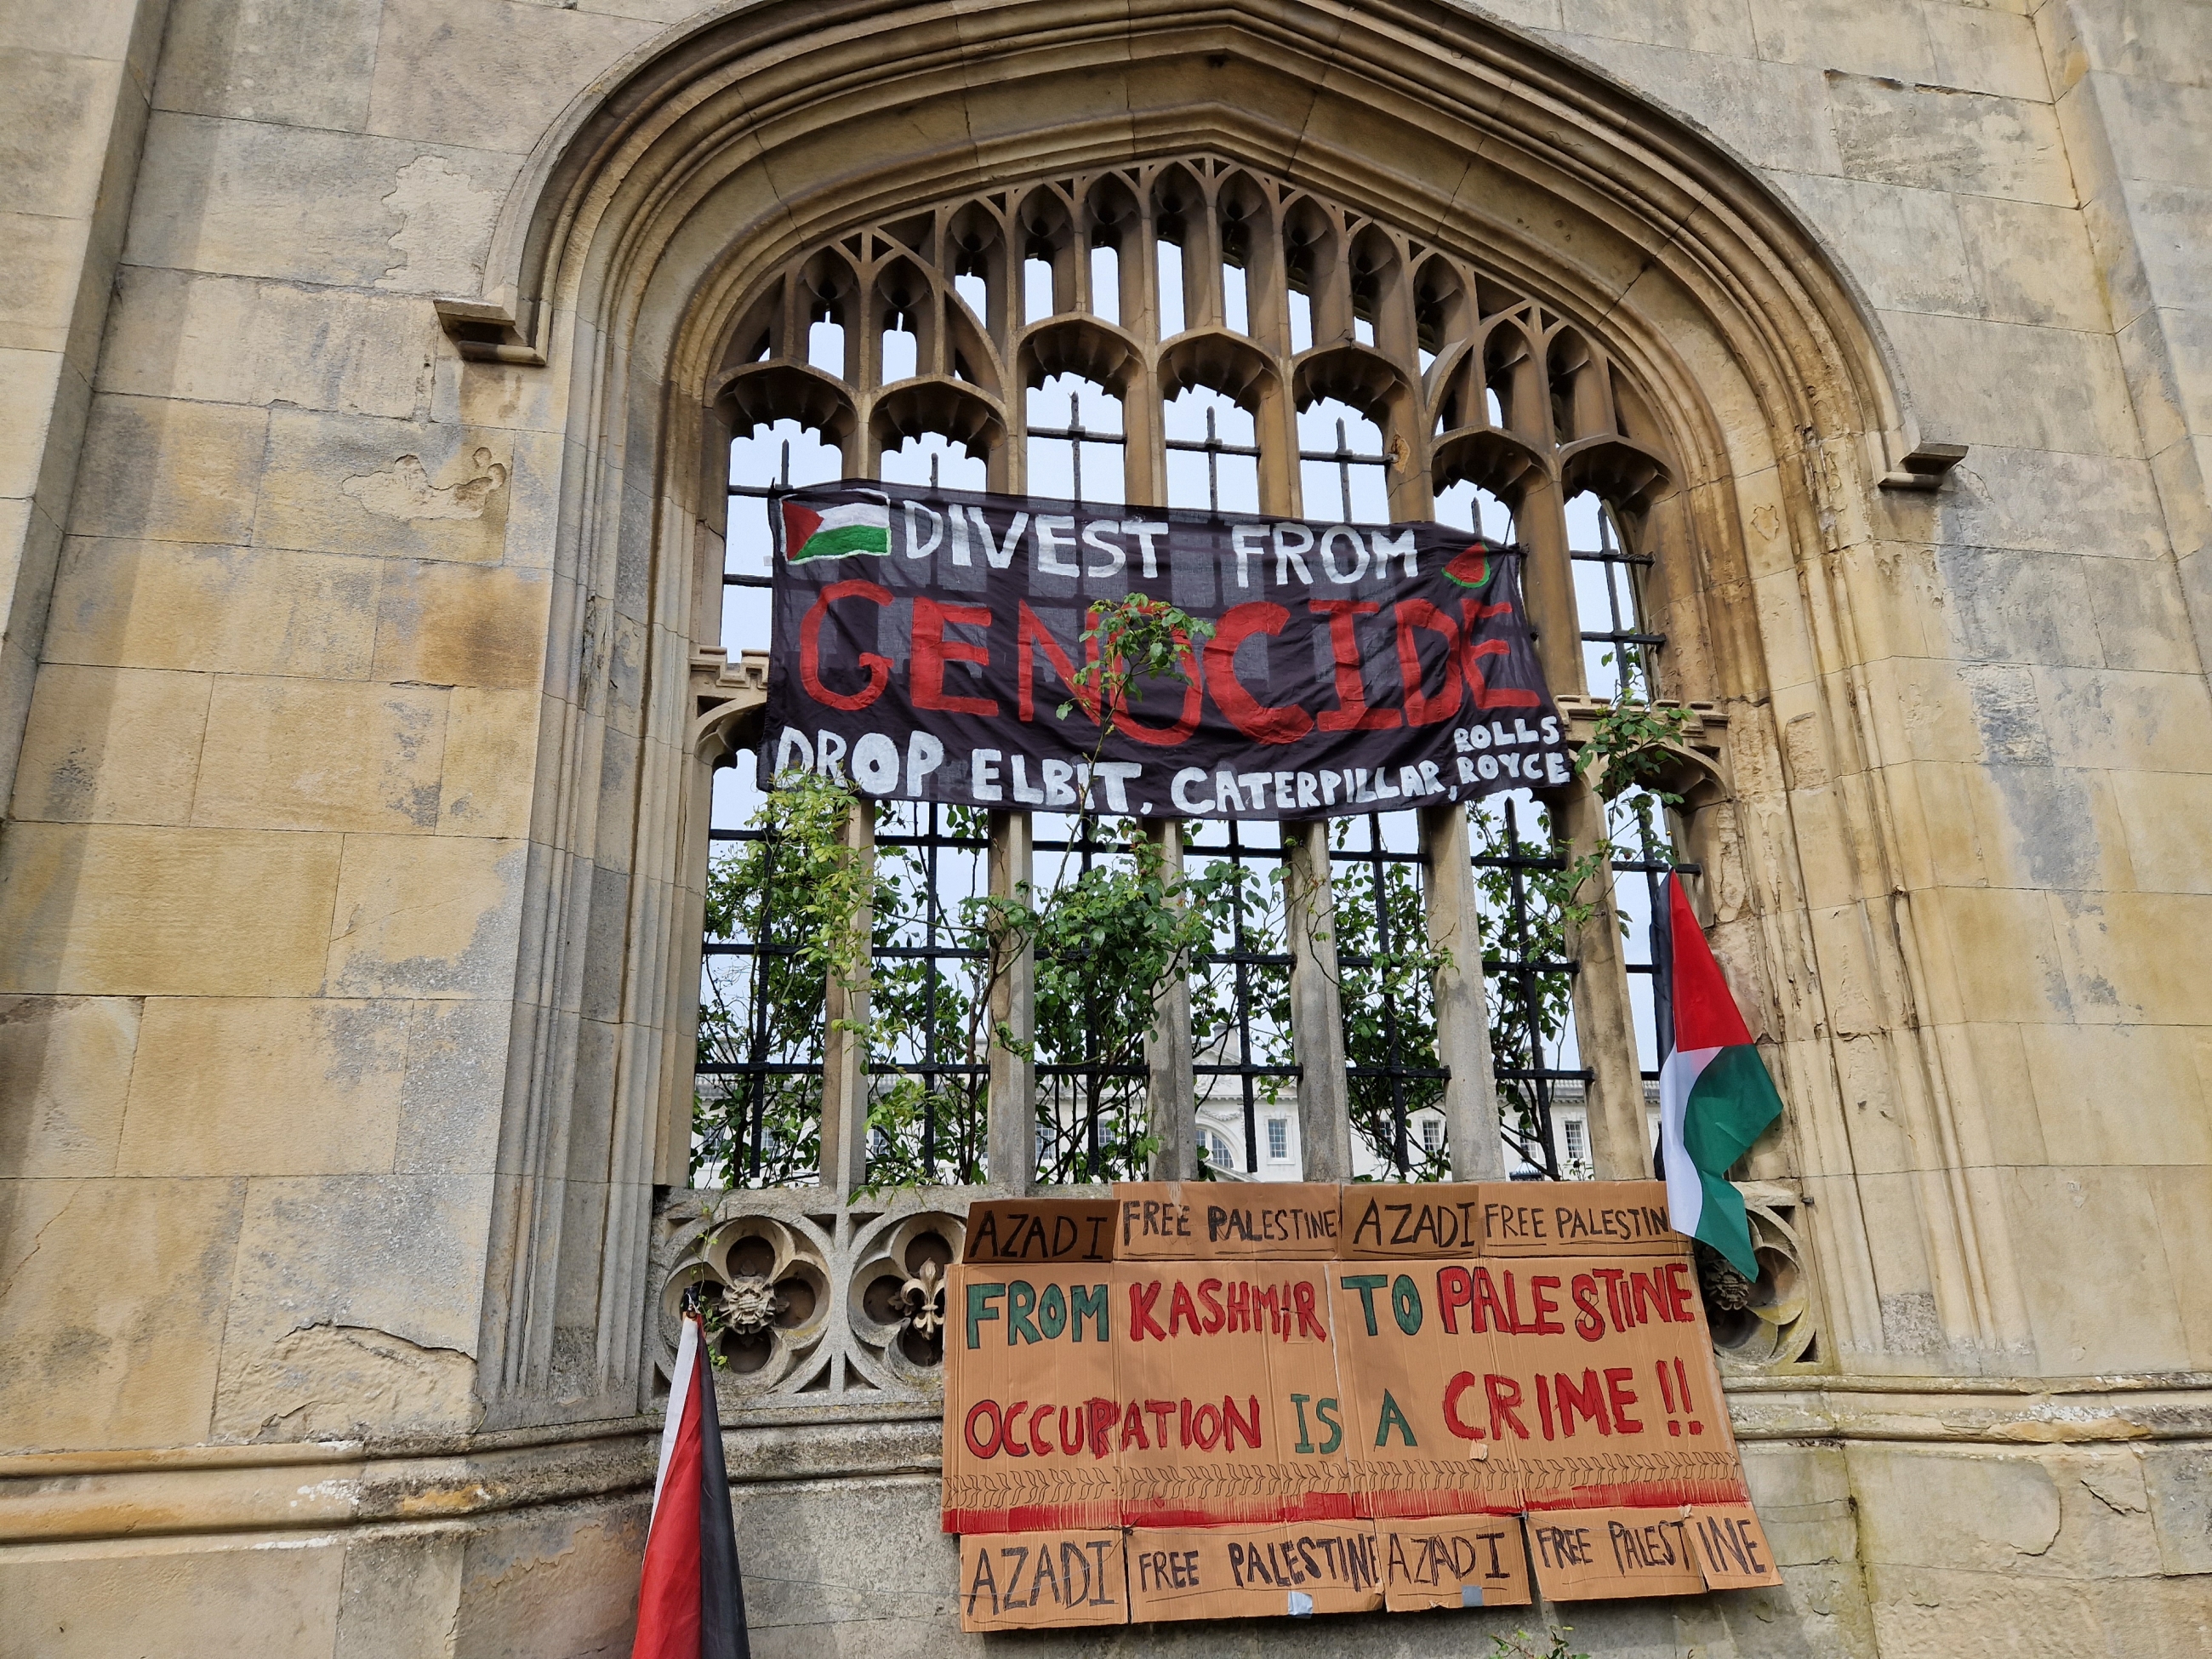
[630,1306,748,1659]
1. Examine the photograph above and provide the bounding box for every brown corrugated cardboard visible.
[956,1530,1129,1630]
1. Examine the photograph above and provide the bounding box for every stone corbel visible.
[1875,424,1967,492]
[434,296,547,367]
[691,646,769,765]
[1554,696,1727,757]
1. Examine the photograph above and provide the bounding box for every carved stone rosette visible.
[649,1188,967,1413]
[1703,1180,1821,1374]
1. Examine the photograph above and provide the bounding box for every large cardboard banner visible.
[948,1182,1778,1629]
[764,482,1572,819]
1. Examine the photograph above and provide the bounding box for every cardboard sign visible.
[1126,1525,1385,1622]
[1340,1183,1488,1258]
[1688,1504,1786,1589]
[957,1531,1128,1630]
[1474,1182,1684,1257]
[945,1184,1768,1621]
[1113,1258,1349,1529]
[1525,1506,1706,1600]
[1114,1183,1343,1260]
[943,1263,1120,1535]
[1378,1516,1534,1611]
[1482,1254,1750,1513]
[963,1199,1117,1264]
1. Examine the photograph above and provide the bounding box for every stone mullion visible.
[1123,346,1164,507]
[1181,180,1223,334]
[1556,781,1648,1180]
[1143,818,1196,1179]
[1283,819,1354,1180]
[1422,802,1506,1181]
[818,797,875,1198]
[1242,197,1291,357]
[1518,472,1583,697]
[986,808,1037,1191]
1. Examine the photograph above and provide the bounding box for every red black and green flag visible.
[630,1311,748,1659]
[1657,875,1782,1280]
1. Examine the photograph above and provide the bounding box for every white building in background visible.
[1195,1080,1657,1183]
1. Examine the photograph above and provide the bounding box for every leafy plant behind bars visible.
[696,769,870,1187]
[1330,818,1450,1180]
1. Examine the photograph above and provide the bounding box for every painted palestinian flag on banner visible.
[630,1310,748,1659]
[1658,875,1782,1280]
[780,493,889,562]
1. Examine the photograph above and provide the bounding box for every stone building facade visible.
[3,2,2210,1655]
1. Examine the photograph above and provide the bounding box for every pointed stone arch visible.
[440,0,2018,1419]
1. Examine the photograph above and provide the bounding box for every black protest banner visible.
[763,482,1571,820]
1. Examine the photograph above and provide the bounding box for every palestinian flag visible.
[781,493,888,562]
[630,1310,748,1659]
[1657,875,1782,1280]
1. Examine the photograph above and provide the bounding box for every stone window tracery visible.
[698,152,1700,1200]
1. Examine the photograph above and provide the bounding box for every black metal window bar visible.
[1570,498,1662,701]
[1473,792,1589,1180]
[1026,385,1126,505]
[1164,400,1262,512]
[699,817,826,1187]
[1298,410,1387,522]
[1029,815,1153,1183]
[1614,793,1698,1091]
[863,801,994,1184]
[1331,812,1449,1177]
[1182,817,1300,1174]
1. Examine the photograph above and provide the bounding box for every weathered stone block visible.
[2108,767,2212,893]
[0,45,115,220]
[256,412,517,566]
[67,392,267,546]
[1954,195,2111,334]
[124,111,516,289]
[116,996,411,1177]
[438,687,542,838]
[192,677,448,834]
[41,538,385,678]
[0,1533,346,1658]
[451,1497,649,1659]
[1777,173,1976,320]
[2019,1023,2212,1167]
[1930,444,2170,559]
[211,1172,493,1440]
[0,208,85,355]
[0,823,341,997]
[1559,0,1755,58]
[0,1174,242,1452]
[1534,32,1844,174]
[100,267,435,420]
[365,0,660,156]
[0,345,70,502]
[334,1527,465,1659]
[9,662,208,824]
[2002,1163,2192,1371]
[153,0,385,132]
[1879,310,2140,459]
[0,993,140,1177]
[370,560,552,690]
[2032,663,2212,774]
[396,998,511,1173]
[1749,0,1935,85]
[1922,0,2050,102]
[323,832,525,999]
[1828,71,2075,204]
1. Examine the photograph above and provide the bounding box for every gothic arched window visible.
[701,154,1690,1192]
